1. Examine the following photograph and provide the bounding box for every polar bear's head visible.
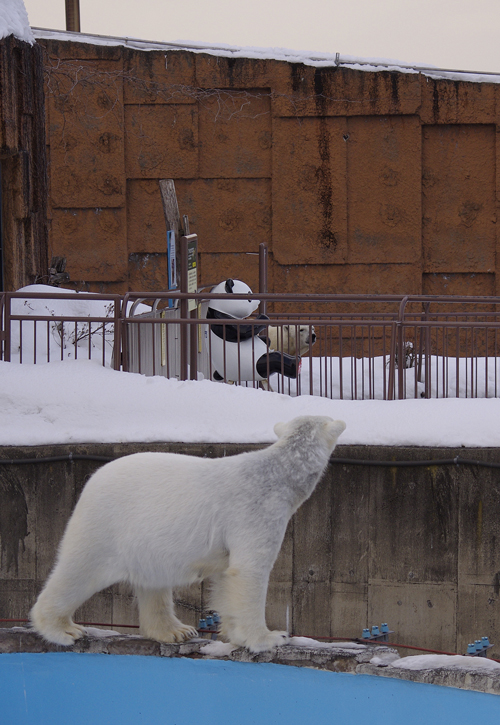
[274,415,346,448]
[268,324,316,356]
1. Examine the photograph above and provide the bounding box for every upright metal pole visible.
[113,297,122,371]
[259,243,268,316]
[65,0,81,32]
[0,164,4,292]
[180,240,189,381]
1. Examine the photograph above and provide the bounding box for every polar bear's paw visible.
[57,622,86,646]
[171,623,199,643]
[32,615,85,646]
[240,629,290,653]
[141,622,199,643]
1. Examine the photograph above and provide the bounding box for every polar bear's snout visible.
[266,324,317,357]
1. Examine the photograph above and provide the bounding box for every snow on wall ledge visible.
[0,0,34,44]
[32,27,500,84]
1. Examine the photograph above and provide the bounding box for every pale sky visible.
[23,0,500,74]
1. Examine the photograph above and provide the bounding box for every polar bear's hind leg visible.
[30,587,87,646]
[135,587,198,643]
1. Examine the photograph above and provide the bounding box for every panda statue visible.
[206,278,300,383]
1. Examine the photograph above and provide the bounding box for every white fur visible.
[267,325,316,356]
[31,415,345,652]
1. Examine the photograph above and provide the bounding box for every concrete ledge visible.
[3,628,500,695]
[356,663,500,696]
[0,627,389,673]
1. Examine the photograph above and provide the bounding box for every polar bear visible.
[31,415,345,652]
[266,324,316,357]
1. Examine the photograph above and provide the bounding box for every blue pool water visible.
[1,652,499,724]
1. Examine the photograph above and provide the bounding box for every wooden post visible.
[159,179,182,291]
[160,181,199,382]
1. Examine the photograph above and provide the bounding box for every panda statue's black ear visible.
[225,279,235,293]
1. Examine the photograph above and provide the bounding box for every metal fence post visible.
[259,243,268,316]
[180,234,199,381]
[113,297,121,371]
[180,242,189,381]
[3,293,11,362]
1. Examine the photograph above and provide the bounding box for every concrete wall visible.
[33,38,500,296]
[1,442,500,657]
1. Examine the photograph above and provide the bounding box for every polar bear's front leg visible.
[135,587,198,643]
[211,567,289,653]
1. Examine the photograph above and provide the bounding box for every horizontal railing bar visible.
[399,321,500,329]
[123,292,406,300]
[9,315,500,328]
[5,292,500,305]
[122,318,399,328]
[122,317,500,329]
[123,291,500,302]
[8,316,114,323]
[5,292,121,299]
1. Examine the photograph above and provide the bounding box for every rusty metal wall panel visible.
[420,76,497,125]
[124,104,198,179]
[198,90,272,178]
[423,273,496,296]
[272,117,348,265]
[34,39,500,298]
[347,115,422,265]
[175,178,271,254]
[273,263,419,296]
[422,125,496,276]
[51,208,127,282]
[127,179,169,254]
[123,49,196,105]
[48,59,125,209]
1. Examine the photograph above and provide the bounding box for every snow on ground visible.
[1,358,500,447]
[389,654,500,674]
[273,354,500,401]
[200,641,236,657]
[288,636,367,650]
[2,285,500,448]
[0,0,34,44]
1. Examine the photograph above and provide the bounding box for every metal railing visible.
[1,291,122,368]
[121,292,404,399]
[2,290,500,400]
[392,296,500,399]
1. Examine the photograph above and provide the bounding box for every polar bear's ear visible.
[274,421,288,439]
[326,419,346,442]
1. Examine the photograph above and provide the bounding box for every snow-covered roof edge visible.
[0,0,34,44]
[33,27,500,85]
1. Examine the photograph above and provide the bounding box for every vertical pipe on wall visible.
[65,0,81,32]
